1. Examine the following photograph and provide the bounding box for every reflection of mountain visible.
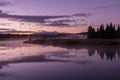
[87,47,120,61]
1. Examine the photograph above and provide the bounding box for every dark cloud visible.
[0,10,70,23]
[94,3,120,10]
[47,20,75,23]
[80,19,88,24]
[81,19,86,21]
[0,1,11,7]
[0,28,15,31]
[80,23,87,26]
[11,15,70,23]
[0,10,8,16]
[0,9,91,27]
[3,30,33,34]
[44,22,70,27]
[72,13,92,17]
[0,28,33,34]
[44,19,76,27]
[0,28,16,34]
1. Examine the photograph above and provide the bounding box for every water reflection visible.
[0,72,10,78]
[87,46,120,61]
[40,43,120,61]
[0,40,120,64]
[0,40,120,80]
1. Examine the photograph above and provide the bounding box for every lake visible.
[0,40,120,80]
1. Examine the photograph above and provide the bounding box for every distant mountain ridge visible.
[33,31,70,36]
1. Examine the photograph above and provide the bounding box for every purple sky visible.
[0,0,120,33]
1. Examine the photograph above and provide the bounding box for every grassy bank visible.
[24,38,120,46]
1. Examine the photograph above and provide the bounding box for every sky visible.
[0,0,120,33]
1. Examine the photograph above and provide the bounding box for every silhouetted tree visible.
[99,24,105,38]
[88,23,120,39]
[116,25,120,38]
[88,26,96,39]
[96,28,100,38]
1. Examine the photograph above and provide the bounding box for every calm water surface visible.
[0,40,120,80]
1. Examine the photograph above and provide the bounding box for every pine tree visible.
[99,24,105,38]
[88,26,96,39]
[87,23,119,39]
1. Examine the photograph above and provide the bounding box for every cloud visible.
[44,20,76,27]
[44,22,70,27]
[93,3,120,10]
[81,19,87,21]
[0,10,8,16]
[3,30,33,34]
[11,15,70,23]
[0,28,15,31]
[72,13,92,17]
[47,20,75,23]
[80,23,87,26]
[0,10,70,23]
[0,28,33,34]
[0,9,91,27]
[0,1,11,7]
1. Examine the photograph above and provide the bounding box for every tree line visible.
[0,34,29,38]
[88,23,120,39]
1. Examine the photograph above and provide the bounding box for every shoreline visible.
[24,38,120,46]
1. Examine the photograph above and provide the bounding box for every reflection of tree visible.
[106,51,115,61]
[87,47,120,61]
[87,48,96,56]
[117,49,120,58]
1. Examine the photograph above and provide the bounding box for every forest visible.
[88,23,120,39]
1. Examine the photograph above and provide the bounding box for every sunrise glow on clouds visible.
[0,0,120,33]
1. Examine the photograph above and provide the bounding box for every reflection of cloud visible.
[0,55,66,70]
[48,50,75,58]
[0,48,90,71]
